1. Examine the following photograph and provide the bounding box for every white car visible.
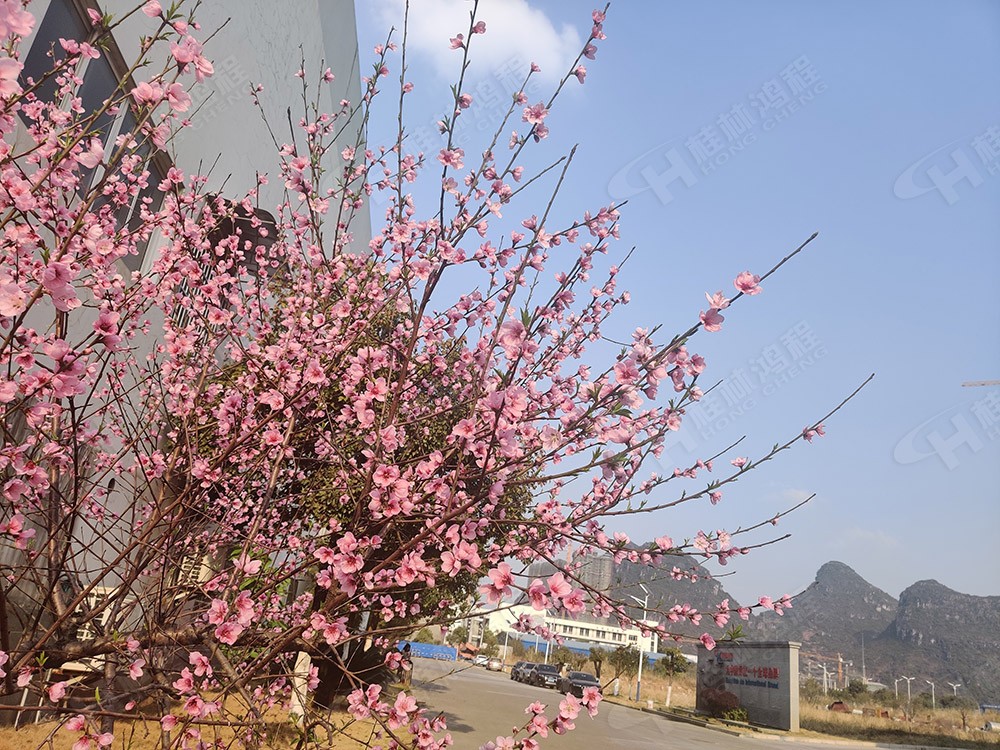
[473,655,489,667]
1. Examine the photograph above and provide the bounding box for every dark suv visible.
[511,661,533,681]
[529,663,560,688]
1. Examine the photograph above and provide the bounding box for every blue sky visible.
[356,0,1000,606]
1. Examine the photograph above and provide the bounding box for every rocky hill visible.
[749,562,1000,701]
[613,553,741,642]
[524,550,742,643]
[750,560,898,652]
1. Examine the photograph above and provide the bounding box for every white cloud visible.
[836,527,901,550]
[368,0,584,86]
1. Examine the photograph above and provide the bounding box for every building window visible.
[23,1,174,273]
[20,0,89,104]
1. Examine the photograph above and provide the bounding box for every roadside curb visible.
[608,700,960,750]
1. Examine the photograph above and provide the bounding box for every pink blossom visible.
[189,651,212,677]
[704,290,730,309]
[699,308,724,332]
[142,0,162,17]
[573,65,587,83]
[77,138,104,169]
[734,270,762,295]
[730,457,748,469]
[0,274,25,317]
[547,571,572,599]
[48,681,67,702]
[206,598,227,625]
[522,102,548,125]
[160,715,177,730]
[527,579,549,610]
[472,21,486,34]
[65,714,86,732]
[0,1,34,37]
[128,658,145,680]
[802,423,826,442]
[449,33,465,49]
[131,80,164,105]
[166,82,191,112]
[172,668,194,694]
[437,147,465,169]
[496,319,527,358]
[0,57,23,97]
[699,633,716,650]
[214,620,244,645]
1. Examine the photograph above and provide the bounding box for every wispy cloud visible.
[368,0,584,85]
[836,527,901,550]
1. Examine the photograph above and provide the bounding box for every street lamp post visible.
[900,675,914,707]
[926,680,935,709]
[948,682,961,696]
[894,678,901,699]
[628,583,651,703]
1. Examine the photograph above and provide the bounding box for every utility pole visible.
[821,664,831,695]
[628,583,651,703]
[861,631,867,684]
[900,675,914,706]
[926,680,936,709]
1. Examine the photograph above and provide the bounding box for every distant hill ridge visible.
[747,560,1000,701]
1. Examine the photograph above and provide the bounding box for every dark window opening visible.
[20,0,88,103]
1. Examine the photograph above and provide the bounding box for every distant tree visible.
[801,678,823,701]
[551,645,586,670]
[480,628,500,658]
[447,625,469,646]
[608,645,640,680]
[653,647,689,677]
[411,627,437,644]
[589,646,608,679]
[941,695,978,730]
[846,678,867,697]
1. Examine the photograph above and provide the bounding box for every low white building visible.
[472,605,658,656]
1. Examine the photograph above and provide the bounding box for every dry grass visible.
[799,703,1000,749]
[0,699,380,750]
[597,670,698,709]
[599,671,1000,749]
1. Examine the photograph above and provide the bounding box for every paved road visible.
[409,659,860,749]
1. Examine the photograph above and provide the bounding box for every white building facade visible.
[478,605,658,655]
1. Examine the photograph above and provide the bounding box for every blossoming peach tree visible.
[0,1,869,748]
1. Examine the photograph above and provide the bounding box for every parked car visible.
[511,661,535,682]
[557,671,602,698]
[473,655,489,667]
[528,663,561,689]
[486,657,503,672]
